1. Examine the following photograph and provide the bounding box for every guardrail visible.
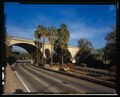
[75,66,116,77]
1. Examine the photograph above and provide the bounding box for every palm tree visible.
[39,25,48,62]
[58,24,70,66]
[48,26,57,65]
[34,28,42,65]
[34,31,39,65]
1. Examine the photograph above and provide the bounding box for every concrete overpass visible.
[6,36,79,62]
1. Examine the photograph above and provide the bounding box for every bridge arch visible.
[6,36,80,63]
[12,43,37,54]
[67,46,79,58]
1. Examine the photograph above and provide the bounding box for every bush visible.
[63,63,75,70]
[80,63,87,67]
[38,59,46,67]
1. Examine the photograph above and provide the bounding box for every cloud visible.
[68,22,110,40]
[6,26,36,53]
[67,21,111,48]
[37,14,49,22]
[31,14,54,28]
[92,38,106,48]
[108,5,116,12]
[7,26,35,39]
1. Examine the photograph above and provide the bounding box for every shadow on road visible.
[13,89,23,94]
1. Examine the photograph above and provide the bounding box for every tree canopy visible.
[34,24,71,66]
[105,25,116,67]
[54,24,70,65]
[78,38,93,52]
[75,38,94,66]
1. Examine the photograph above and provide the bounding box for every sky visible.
[4,3,116,52]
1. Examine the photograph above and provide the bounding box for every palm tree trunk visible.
[42,38,45,62]
[44,41,46,54]
[62,48,63,66]
[51,44,53,65]
[37,41,39,66]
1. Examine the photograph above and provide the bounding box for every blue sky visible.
[4,3,116,52]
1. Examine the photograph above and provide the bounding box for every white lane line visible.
[15,71,31,93]
[23,65,83,92]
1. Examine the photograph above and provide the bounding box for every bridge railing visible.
[75,66,116,77]
[7,36,35,42]
[8,36,34,40]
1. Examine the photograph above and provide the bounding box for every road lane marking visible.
[19,65,61,92]
[23,64,62,83]
[22,64,115,93]
[28,64,115,91]
[15,71,31,93]
[21,64,85,93]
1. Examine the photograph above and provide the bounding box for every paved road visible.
[14,63,115,94]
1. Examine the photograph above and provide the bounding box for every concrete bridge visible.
[6,36,79,62]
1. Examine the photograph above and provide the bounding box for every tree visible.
[56,24,70,66]
[37,25,48,63]
[78,38,93,52]
[6,45,12,58]
[48,26,57,65]
[5,33,15,66]
[34,27,42,65]
[5,33,12,58]
[63,49,72,63]
[75,49,90,65]
[105,26,116,67]
[34,25,49,66]
[54,41,62,64]
[75,38,93,65]
[105,26,116,44]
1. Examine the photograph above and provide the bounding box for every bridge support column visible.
[71,58,76,64]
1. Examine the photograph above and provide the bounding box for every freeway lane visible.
[14,63,115,94]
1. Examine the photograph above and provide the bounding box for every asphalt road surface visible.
[14,63,116,94]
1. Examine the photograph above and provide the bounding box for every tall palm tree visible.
[58,24,70,66]
[37,25,48,62]
[34,28,42,65]
[48,26,57,65]
[40,26,48,62]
